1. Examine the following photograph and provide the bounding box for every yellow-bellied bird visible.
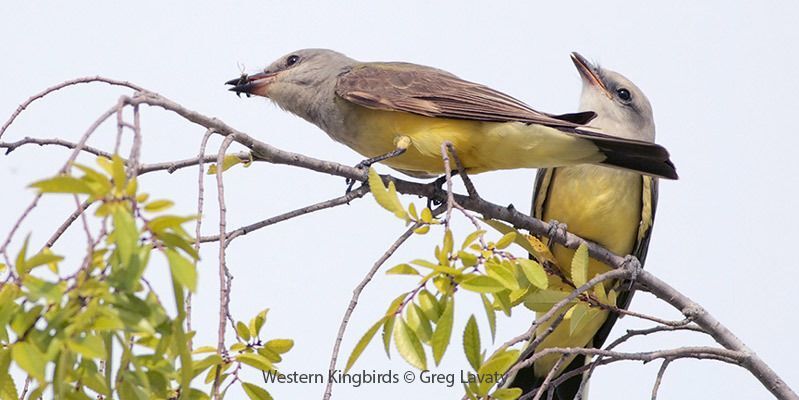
[227,49,677,180]
[507,53,662,399]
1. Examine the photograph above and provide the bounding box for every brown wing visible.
[335,62,592,128]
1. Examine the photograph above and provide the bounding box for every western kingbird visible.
[227,49,678,179]
[506,53,661,399]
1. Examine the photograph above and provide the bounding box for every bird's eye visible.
[286,55,300,67]
[617,88,632,102]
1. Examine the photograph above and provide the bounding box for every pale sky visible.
[1,2,798,399]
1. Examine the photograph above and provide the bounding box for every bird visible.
[505,52,662,399]
[226,49,677,180]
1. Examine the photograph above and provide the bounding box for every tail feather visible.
[506,355,587,400]
[574,128,678,179]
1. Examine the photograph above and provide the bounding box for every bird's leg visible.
[443,142,479,199]
[424,172,458,209]
[345,136,410,193]
[621,255,643,291]
[545,219,568,248]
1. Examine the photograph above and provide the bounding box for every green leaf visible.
[385,263,420,275]
[461,230,485,250]
[460,275,505,293]
[207,154,244,175]
[442,229,454,257]
[569,303,603,336]
[393,316,426,370]
[147,215,195,233]
[253,308,269,336]
[111,154,126,192]
[495,232,516,249]
[518,259,548,289]
[417,290,442,321]
[0,350,19,400]
[408,202,419,220]
[571,243,589,287]
[166,249,198,292]
[236,321,251,341]
[486,262,519,291]
[463,315,481,371]
[407,304,433,343]
[480,294,496,341]
[29,175,93,194]
[345,317,385,372]
[476,349,520,396]
[242,382,273,400]
[24,250,63,271]
[112,207,138,265]
[381,315,395,358]
[492,388,522,400]
[74,163,112,197]
[11,342,46,382]
[265,339,293,354]
[191,354,223,379]
[430,296,454,365]
[413,225,430,235]
[67,335,107,359]
[237,353,275,372]
[14,235,29,277]
[367,168,409,221]
[143,199,174,212]
[523,289,571,312]
[420,207,433,223]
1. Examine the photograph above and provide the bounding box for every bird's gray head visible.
[226,49,356,123]
[570,52,655,142]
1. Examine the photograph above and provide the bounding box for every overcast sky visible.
[1,2,798,399]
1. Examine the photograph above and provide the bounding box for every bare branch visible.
[0,76,144,140]
[189,128,216,349]
[651,358,673,400]
[1,136,114,157]
[199,186,369,245]
[212,134,236,399]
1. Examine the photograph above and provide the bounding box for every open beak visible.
[570,52,612,99]
[225,71,278,97]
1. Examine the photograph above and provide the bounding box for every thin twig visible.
[1,137,114,157]
[323,221,423,400]
[189,128,216,349]
[529,356,567,400]
[211,135,236,399]
[651,358,673,400]
[199,186,370,245]
[0,76,144,140]
[444,142,479,199]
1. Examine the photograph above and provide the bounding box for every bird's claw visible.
[546,219,568,246]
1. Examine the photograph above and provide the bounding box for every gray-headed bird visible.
[227,49,677,180]
[506,52,662,399]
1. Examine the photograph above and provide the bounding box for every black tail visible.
[506,355,587,400]
[576,129,678,179]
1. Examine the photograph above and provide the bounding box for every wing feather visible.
[335,63,591,127]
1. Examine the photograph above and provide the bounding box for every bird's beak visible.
[225,71,278,97]
[570,52,612,99]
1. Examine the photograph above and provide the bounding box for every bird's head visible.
[226,48,353,99]
[226,48,355,122]
[570,52,655,142]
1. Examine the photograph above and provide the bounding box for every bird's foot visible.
[344,147,408,193]
[546,219,568,247]
[621,255,643,290]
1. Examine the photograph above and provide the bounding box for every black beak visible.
[224,71,277,98]
[570,52,612,99]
